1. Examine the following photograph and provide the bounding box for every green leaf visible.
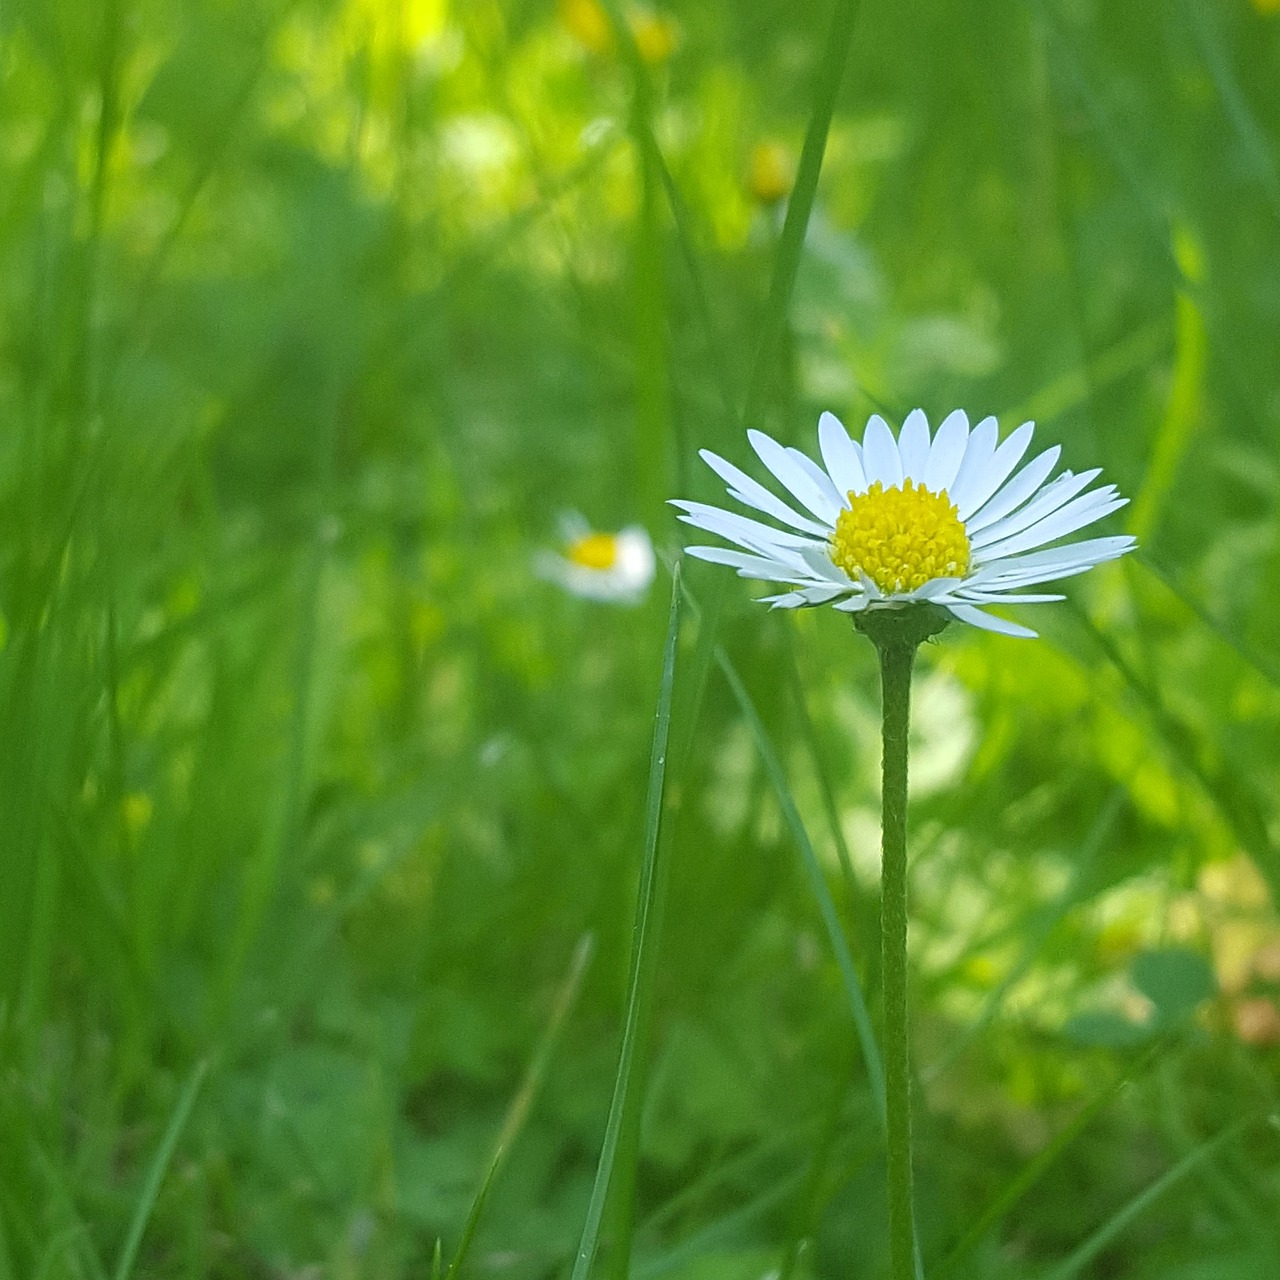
[1062,1012,1152,1049]
[1131,948,1216,1025]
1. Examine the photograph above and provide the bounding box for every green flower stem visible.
[855,604,949,1280]
[877,636,916,1280]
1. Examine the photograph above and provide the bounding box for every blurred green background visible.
[2,0,1280,1275]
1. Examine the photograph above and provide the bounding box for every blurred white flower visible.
[673,409,1136,638]
[537,514,656,605]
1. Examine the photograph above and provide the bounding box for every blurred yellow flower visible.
[747,141,794,205]
[1251,0,1280,14]
[558,0,678,64]
[560,0,612,53]
[629,7,679,63]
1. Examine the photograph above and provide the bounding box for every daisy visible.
[537,514,656,605]
[672,409,1136,638]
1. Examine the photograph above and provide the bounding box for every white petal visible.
[798,543,853,584]
[748,430,840,524]
[914,576,965,599]
[762,592,809,609]
[861,415,904,487]
[832,594,872,613]
[786,447,844,521]
[947,603,1038,638]
[558,511,591,541]
[970,468,1100,550]
[698,449,829,535]
[953,589,1066,604]
[684,545,811,582]
[924,410,970,493]
[947,416,998,513]
[964,445,1061,534]
[954,421,1034,520]
[977,562,1099,590]
[670,501,814,559]
[796,584,852,604]
[855,570,885,600]
[966,535,1136,587]
[536,553,648,604]
[897,409,931,482]
[976,493,1127,561]
[818,411,867,497]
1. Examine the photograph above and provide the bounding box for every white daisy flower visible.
[672,409,1136,638]
[536,513,656,605]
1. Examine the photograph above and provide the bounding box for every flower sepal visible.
[853,602,952,651]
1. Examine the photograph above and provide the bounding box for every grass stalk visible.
[1042,1119,1253,1280]
[716,649,885,1120]
[932,1040,1162,1280]
[742,0,862,428]
[112,1060,208,1280]
[570,566,682,1280]
[444,934,596,1280]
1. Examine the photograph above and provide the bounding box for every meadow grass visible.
[1,0,1280,1277]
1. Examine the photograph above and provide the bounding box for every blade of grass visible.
[776,1077,849,1280]
[27,1135,109,1280]
[631,69,676,522]
[0,1206,13,1280]
[639,1109,830,1239]
[650,149,738,432]
[599,8,738,437]
[570,566,682,1280]
[1128,225,1207,545]
[1041,1118,1253,1280]
[932,1040,1162,1280]
[671,571,729,777]
[634,1170,807,1280]
[1175,0,1280,223]
[742,0,864,428]
[33,1229,97,1280]
[597,0,674,522]
[112,1059,208,1280]
[1133,553,1280,690]
[1068,604,1279,899]
[1154,1058,1269,1240]
[442,1155,503,1280]
[496,932,596,1157]
[783,631,871,922]
[640,1119,884,1280]
[923,789,1122,1083]
[1002,319,1170,428]
[1031,1,1176,254]
[715,648,885,1124]
[443,933,596,1280]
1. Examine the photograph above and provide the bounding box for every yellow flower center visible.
[567,532,619,570]
[830,480,970,595]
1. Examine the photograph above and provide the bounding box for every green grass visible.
[2,0,1280,1276]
